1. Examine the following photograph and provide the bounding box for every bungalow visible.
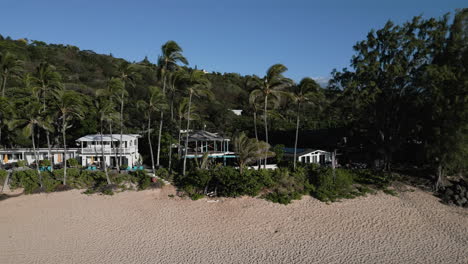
[182,130,235,165]
[0,134,141,168]
[284,148,332,165]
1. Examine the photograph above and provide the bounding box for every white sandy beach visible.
[1,186,467,264]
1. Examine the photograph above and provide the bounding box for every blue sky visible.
[1,0,465,84]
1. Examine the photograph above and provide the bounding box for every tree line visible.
[0,9,466,189]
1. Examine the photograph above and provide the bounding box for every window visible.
[306,156,310,163]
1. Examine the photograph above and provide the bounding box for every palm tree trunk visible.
[1,71,7,97]
[46,131,52,171]
[62,117,67,185]
[101,120,111,185]
[148,114,155,175]
[119,90,124,170]
[156,72,167,167]
[436,162,444,191]
[178,116,182,159]
[168,135,173,172]
[293,103,301,170]
[182,92,193,176]
[109,123,117,169]
[31,124,43,188]
[156,111,164,167]
[263,94,269,169]
[253,111,258,141]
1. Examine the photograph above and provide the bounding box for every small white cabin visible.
[284,148,332,164]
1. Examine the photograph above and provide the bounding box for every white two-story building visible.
[0,134,141,168]
[76,134,141,167]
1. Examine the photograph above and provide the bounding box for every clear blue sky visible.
[1,0,465,84]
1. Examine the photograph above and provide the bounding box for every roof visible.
[187,131,228,142]
[76,134,140,142]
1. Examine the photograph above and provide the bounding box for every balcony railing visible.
[81,147,136,154]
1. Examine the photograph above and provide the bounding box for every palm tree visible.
[249,64,293,167]
[233,132,275,174]
[177,97,200,159]
[35,62,61,167]
[291,77,321,170]
[137,86,166,175]
[97,77,125,168]
[0,51,23,97]
[182,70,212,176]
[53,88,84,185]
[94,96,115,185]
[116,61,136,170]
[9,102,45,188]
[157,41,188,168]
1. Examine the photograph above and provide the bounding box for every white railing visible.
[81,147,136,154]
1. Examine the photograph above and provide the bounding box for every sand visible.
[1,186,467,264]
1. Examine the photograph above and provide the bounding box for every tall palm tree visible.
[290,78,321,170]
[157,41,188,168]
[182,70,212,176]
[116,62,136,169]
[249,64,293,167]
[137,86,166,175]
[97,77,125,168]
[177,97,200,159]
[94,96,115,185]
[0,51,23,97]
[233,132,275,174]
[35,62,61,167]
[53,88,84,185]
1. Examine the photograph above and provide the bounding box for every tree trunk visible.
[109,123,117,169]
[436,162,444,191]
[178,116,182,159]
[253,111,258,141]
[156,67,167,167]
[332,149,336,183]
[1,71,8,97]
[46,131,53,171]
[31,124,43,188]
[293,102,301,170]
[101,120,111,185]
[263,94,269,169]
[182,92,193,176]
[118,90,125,171]
[1,170,10,193]
[62,117,67,185]
[148,114,155,175]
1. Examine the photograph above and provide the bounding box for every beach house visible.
[0,134,141,168]
[284,148,332,165]
[181,130,235,165]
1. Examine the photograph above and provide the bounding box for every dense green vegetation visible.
[0,9,466,203]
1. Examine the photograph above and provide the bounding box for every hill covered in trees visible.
[0,9,467,189]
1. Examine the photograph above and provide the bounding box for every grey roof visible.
[76,134,140,142]
[187,131,228,142]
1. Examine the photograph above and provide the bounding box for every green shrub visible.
[16,160,27,167]
[155,167,171,181]
[353,169,393,189]
[39,159,51,167]
[264,168,311,204]
[310,168,354,202]
[0,169,7,185]
[190,193,204,200]
[10,170,60,194]
[67,158,79,168]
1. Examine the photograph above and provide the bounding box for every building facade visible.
[0,134,141,168]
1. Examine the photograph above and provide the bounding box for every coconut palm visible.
[9,101,45,188]
[182,70,212,176]
[53,88,84,185]
[94,96,115,185]
[137,86,167,175]
[157,41,188,168]
[35,62,61,167]
[177,97,200,159]
[249,64,293,167]
[233,132,275,174]
[97,77,126,168]
[115,61,136,170]
[0,51,23,97]
[290,77,322,170]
